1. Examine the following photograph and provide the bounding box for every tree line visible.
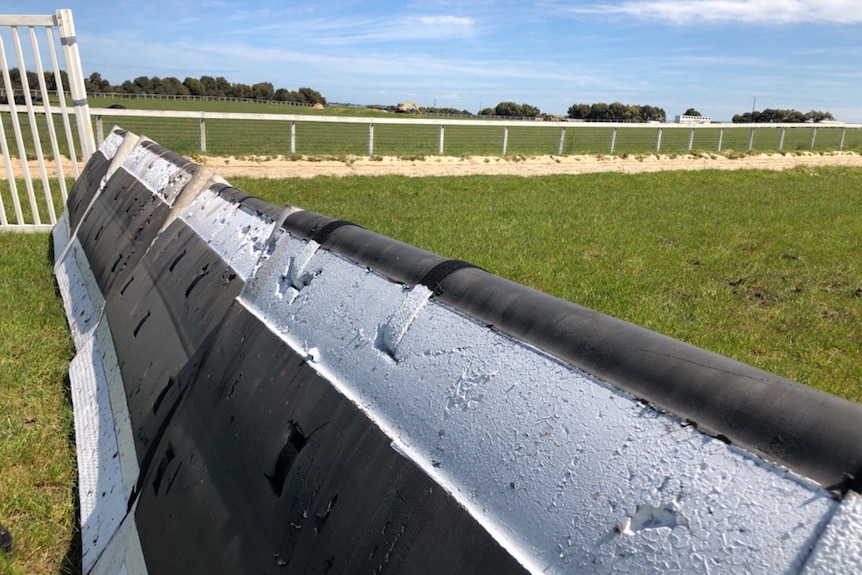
[85,72,326,106]
[567,102,667,123]
[731,108,835,123]
[2,68,840,122]
[0,68,327,106]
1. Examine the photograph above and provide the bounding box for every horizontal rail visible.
[0,15,55,26]
[86,108,862,129]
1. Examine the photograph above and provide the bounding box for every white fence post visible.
[717,128,724,152]
[558,127,565,156]
[748,127,755,151]
[779,127,786,151]
[56,9,95,161]
[290,120,296,154]
[439,124,445,155]
[0,26,40,225]
[609,127,617,154]
[839,128,846,151]
[655,127,662,153]
[810,127,817,150]
[199,117,206,152]
[95,115,104,144]
[13,25,54,223]
[687,128,695,152]
[367,122,374,155]
[502,125,509,155]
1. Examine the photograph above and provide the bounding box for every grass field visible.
[0,233,77,575]
[1,166,861,574]
[5,96,861,161]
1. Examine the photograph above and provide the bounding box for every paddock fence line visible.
[0,9,95,232]
[82,108,862,159]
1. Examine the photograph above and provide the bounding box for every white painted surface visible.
[802,493,862,574]
[181,188,277,281]
[236,227,837,574]
[68,336,128,572]
[56,235,143,573]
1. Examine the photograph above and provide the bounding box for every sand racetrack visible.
[3,151,861,180]
[202,151,862,179]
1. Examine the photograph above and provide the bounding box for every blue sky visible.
[4,1,862,121]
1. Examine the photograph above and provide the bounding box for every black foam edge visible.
[209,184,285,221]
[283,210,449,287]
[137,139,196,170]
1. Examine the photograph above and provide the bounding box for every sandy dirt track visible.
[3,151,861,180]
[202,151,862,179]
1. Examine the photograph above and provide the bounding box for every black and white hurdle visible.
[54,127,862,574]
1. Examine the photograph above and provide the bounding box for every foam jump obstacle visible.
[53,128,862,574]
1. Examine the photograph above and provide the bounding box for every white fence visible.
[85,108,862,159]
[0,9,95,232]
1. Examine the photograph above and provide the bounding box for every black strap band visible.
[418,259,479,296]
[310,220,360,244]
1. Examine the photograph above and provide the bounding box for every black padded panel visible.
[65,144,115,230]
[132,304,528,575]
[104,217,244,461]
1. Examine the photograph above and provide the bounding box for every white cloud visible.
[567,0,862,24]
[225,14,475,45]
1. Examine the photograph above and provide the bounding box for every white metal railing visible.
[0,9,94,232]
[86,107,862,157]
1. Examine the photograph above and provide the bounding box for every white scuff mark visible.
[444,367,493,418]
[286,240,321,290]
[622,504,681,535]
[375,284,432,362]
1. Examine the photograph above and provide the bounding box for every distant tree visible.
[231,83,253,99]
[684,108,701,116]
[732,108,835,123]
[567,101,666,122]
[493,101,541,117]
[252,82,275,101]
[183,77,205,96]
[84,71,109,93]
[494,101,522,116]
[567,103,590,119]
[297,86,326,105]
[479,107,495,116]
[804,110,835,123]
[641,105,666,122]
[213,76,232,97]
[161,77,190,96]
[588,102,610,120]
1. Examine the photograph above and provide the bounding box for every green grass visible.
[233,167,862,403]
[0,233,77,575]
[0,179,70,229]
[2,166,862,573]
